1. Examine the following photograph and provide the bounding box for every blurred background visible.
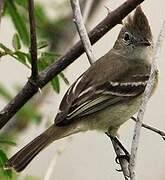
[0,0,165,179]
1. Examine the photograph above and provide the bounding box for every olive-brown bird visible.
[6,6,158,172]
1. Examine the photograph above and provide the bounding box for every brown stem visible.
[28,0,38,80]
[0,0,145,129]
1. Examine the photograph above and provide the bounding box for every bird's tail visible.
[6,125,74,172]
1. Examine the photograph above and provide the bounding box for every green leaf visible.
[0,43,31,68]
[13,51,31,67]
[38,52,59,71]
[13,51,27,65]
[0,135,16,146]
[51,76,60,93]
[0,150,12,179]
[0,150,7,167]
[40,52,59,62]
[59,72,69,85]
[38,59,47,71]
[12,33,21,50]
[0,43,12,54]
[0,141,16,147]
[35,4,49,26]
[6,0,29,46]
[37,41,48,49]
[15,0,28,8]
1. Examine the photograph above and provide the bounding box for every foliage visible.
[0,0,70,179]
[3,0,69,93]
[0,149,13,179]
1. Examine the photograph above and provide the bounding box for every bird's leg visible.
[105,132,130,164]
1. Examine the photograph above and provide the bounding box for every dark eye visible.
[123,32,130,41]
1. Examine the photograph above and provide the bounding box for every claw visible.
[115,154,130,164]
[116,168,123,172]
[115,156,120,164]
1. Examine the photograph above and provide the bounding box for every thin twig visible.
[129,21,165,180]
[0,0,145,129]
[28,0,38,80]
[70,0,95,65]
[131,117,165,140]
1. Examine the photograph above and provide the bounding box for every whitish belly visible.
[81,96,142,135]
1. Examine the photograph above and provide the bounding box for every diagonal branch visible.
[131,117,165,140]
[129,21,165,180]
[28,0,38,80]
[0,0,145,129]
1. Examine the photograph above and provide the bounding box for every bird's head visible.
[113,6,153,61]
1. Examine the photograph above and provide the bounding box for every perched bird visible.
[6,6,158,172]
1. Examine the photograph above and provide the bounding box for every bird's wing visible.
[54,54,150,126]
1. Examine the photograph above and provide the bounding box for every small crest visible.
[124,6,152,41]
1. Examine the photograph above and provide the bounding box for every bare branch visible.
[28,0,38,80]
[131,117,165,140]
[70,0,95,65]
[129,21,165,180]
[0,0,145,129]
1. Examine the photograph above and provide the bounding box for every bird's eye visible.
[123,32,130,42]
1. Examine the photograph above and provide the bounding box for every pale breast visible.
[78,95,142,136]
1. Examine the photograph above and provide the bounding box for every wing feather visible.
[55,77,148,126]
[54,53,150,126]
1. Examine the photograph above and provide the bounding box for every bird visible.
[6,6,158,172]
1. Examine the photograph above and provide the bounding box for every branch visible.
[28,0,38,80]
[70,0,95,64]
[0,0,145,129]
[131,117,165,140]
[129,21,165,180]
